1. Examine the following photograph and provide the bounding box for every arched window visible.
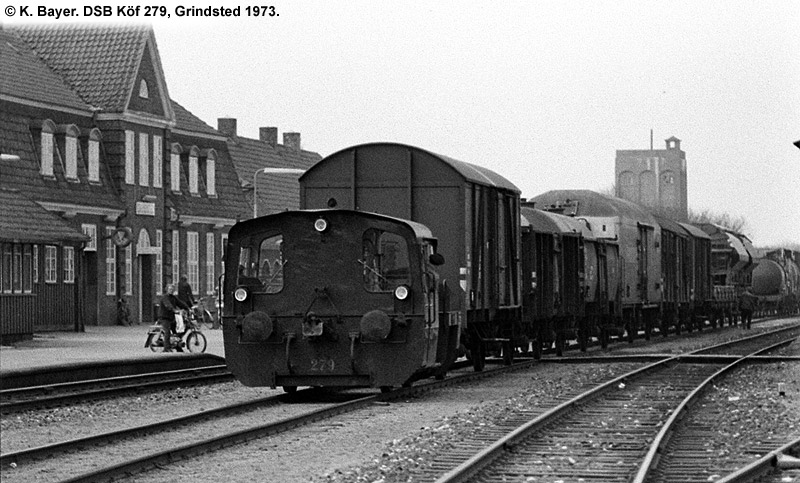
[139,79,149,99]
[618,170,636,201]
[40,119,56,176]
[188,146,200,194]
[61,124,80,180]
[170,143,182,192]
[205,149,217,196]
[88,128,102,182]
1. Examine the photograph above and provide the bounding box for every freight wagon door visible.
[637,224,653,303]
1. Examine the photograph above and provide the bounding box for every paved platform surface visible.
[0,325,225,374]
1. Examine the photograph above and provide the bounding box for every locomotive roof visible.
[529,189,657,226]
[309,142,521,193]
[232,209,435,241]
[521,206,595,240]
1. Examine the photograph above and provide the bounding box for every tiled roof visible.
[226,136,322,215]
[172,100,223,137]
[0,110,125,210]
[0,28,91,111]
[9,24,150,111]
[0,187,88,243]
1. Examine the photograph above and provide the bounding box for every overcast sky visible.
[10,1,799,246]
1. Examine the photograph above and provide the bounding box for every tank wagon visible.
[752,248,800,315]
[222,209,448,391]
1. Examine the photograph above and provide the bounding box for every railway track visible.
[0,358,542,483]
[432,324,799,482]
[0,365,234,413]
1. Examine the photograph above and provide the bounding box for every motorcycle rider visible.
[158,283,190,352]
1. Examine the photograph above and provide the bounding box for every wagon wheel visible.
[555,332,566,357]
[470,339,486,372]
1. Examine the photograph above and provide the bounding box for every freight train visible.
[221,142,797,392]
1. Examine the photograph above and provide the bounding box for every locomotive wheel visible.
[502,340,514,365]
[532,339,542,360]
[186,331,207,353]
[471,341,486,372]
[555,333,565,357]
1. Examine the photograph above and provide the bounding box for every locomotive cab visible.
[223,209,451,391]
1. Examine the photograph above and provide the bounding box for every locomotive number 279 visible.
[310,358,335,372]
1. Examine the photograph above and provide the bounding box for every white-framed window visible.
[153,135,163,188]
[82,224,97,251]
[206,232,215,294]
[64,125,79,180]
[88,128,101,182]
[125,130,135,184]
[187,231,199,290]
[45,245,58,283]
[40,120,55,176]
[106,227,117,295]
[33,245,38,283]
[221,233,228,281]
[189,146,199,194]
[155,229,163,295]
[172,230,180,284]
[139,132,149,186]
[1,244,11,293]
[64,246,75,283]
[170,143,181,192]
[125,244,133,295]
[23,245,33,293]
[205,150,217,196]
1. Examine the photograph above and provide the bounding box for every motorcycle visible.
[145,305,208,353]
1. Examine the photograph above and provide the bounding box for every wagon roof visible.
[678,222,711,240]
[653,214,687,237]
[314,142,521,193]
[530,189,657,225]
[521,206,594,239]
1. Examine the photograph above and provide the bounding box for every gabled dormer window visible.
[139,79,149,99]
[60,124,80,180]
[204,149,217,196]
[88,128,101,182]
[170,143,182,192]
[189,146,199,194]
[40,120,56,177]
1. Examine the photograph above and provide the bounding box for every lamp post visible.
[252,167,306,218]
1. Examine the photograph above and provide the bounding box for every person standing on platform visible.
[178,275,196,308]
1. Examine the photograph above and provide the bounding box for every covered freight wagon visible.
[300,142,522,370]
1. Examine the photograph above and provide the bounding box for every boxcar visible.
[222,209,449,391]
[653,215,690,335]
[299,143,522,370]
[530,190,662,342]
[678,222,712,330]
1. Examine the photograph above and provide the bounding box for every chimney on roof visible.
[217,118,237,137]
[283,132,301,151]
[260,127,278,147]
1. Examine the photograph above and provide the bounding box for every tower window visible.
[139,79,149,99]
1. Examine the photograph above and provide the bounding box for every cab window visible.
[361,229,410,292]
[237,234,284,293]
